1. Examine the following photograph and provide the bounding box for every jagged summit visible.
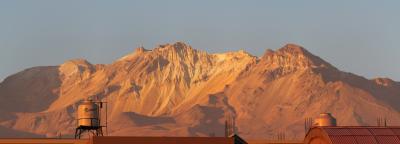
[262,43,335,69]
[262,44,306,57]
[134,46,149,54]
[155,42,193,51]
[263,49,275,58]
[119,42,200,62]
[262,43,312,59]
[172,41,192,50]
[59,59,94,73]
[278,43,308,54]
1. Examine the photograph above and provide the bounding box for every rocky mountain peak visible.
[278,43,308,54]
[59,59,94,80]
[156,42,193,52]
[149,42,207,64]
[261,44,335,70]
[59,59,93,71]
[172,41,191,50]
[135,46,148,54]
[117,42,193,62]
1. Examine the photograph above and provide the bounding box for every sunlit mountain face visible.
[1,42,400,139]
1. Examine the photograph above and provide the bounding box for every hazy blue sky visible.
[1,0,400,81]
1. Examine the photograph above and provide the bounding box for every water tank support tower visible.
[75,98,107,139]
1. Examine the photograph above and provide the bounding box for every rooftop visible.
[305,126,400,144]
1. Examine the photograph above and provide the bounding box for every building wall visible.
[91,136,235,144]
[0,138,88,144]
[308,137,329,144]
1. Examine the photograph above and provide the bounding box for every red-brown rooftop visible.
[304,126,400,144]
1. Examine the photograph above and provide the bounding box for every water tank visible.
[77,99,100,127]
[314,113,337,126]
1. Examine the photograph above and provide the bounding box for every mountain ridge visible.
[0,42,399,139]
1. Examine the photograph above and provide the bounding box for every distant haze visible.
[1,0,399,81]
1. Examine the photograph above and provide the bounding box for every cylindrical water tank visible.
[77,99,100,127]
[314,113,337,127]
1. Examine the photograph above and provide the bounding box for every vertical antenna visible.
[224,119,228,137]
[277,130,285,142]
[283,131,285,141]
[377,117,379,126]
[229,113,232,136]
[98,99,101,133]
[377,117,384,126]
[304,118,306,134]
[384,117,387,127]
[231,114,234,135]
[106,100,108,136]
[277,132,279,141]
[105,88,108,136]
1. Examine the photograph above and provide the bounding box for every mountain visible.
[0,42,399,139]
[225,44,400,138]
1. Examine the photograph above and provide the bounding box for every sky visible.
[0,0,400,81]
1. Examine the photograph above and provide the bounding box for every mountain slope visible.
[0,42,399,139]
[225,44,400,138]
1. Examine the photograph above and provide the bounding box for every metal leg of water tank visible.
[96,127,103,136]
[74,127,81,139]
